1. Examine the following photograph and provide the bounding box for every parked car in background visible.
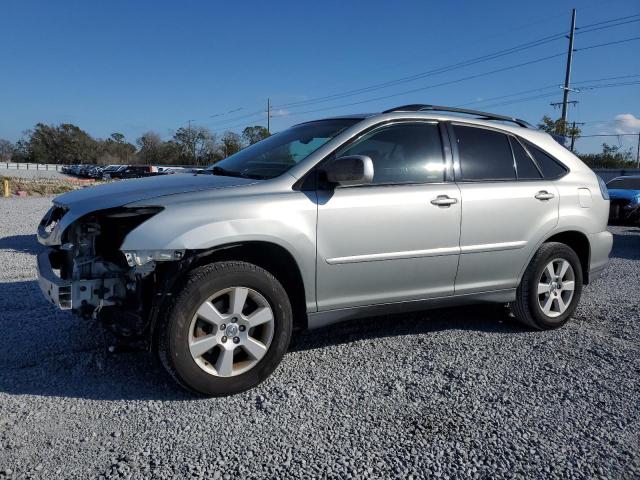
[36,104,612,396]
[110,165,158,179]
[87,166,104,178]
[101,164,127,179]
[607,175,640,224]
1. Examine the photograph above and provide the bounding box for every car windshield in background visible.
[607,177,640,190]
[206,119,360,179]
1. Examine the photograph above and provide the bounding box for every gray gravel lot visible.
[0,196,639,479]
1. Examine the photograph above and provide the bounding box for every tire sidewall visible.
[165,263,292,396]
[527,245,583,328]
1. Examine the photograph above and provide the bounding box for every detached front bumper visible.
[37,250,72,309]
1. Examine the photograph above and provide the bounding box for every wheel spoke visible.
[196,301,225,326]
[215,348,234,376]
[538,282,551,294]
[243,337,267,360]
[230,287,249,315]
[246,307,273,328]
[545,263,555,281]
[189,335,218,358]
[556,295,567,313]
[562,280,575,292]
[558,260,570,280]
[542,295,554,314]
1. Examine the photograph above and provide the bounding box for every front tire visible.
[511,242,583,330]
[158,261,292,396]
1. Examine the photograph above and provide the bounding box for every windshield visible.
[206,119,360,179]
[607,177,640,190]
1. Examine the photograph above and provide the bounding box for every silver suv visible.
[36,105,612,396]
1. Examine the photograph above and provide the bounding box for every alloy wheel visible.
[188,286,275,377]
[537,258,576,318]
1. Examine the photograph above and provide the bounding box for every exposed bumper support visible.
[37,250,72,309]
[37,249,124,312]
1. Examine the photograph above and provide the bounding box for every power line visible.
[272,32,567,110]
[207,25,640,130]
[273,13,640,112]
[576,12,640,30]
[576,17,640,35]
[575,35,640,52]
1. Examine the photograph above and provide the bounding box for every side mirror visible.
[324,155,374,187]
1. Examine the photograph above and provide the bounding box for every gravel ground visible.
[0,196,638,479]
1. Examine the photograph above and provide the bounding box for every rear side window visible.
[510,137,542,180]
[454,125,515,181]
[523,141,568,179]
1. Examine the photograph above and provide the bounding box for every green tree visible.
[242,126,270,145]
[538,115,581,138]
[578,143,635,169]
[221,131,243,158]
[0,139,14,162]
[173,126,217,165]
[25,123,99,164]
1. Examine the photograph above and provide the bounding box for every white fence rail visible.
[2,162,64,171]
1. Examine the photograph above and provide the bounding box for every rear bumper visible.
[37,250,72,309]
[587,230,613,283]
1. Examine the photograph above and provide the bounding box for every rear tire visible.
[510,242,583,330]
[158,261,292,396]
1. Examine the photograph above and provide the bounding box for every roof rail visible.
[382,104,534,129]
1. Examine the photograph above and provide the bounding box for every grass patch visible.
[1,176,91,196]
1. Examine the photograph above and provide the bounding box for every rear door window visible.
[453,125,516,181]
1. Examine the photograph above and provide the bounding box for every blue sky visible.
[1,0,639,153]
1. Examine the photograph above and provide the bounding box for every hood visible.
[608,189,640,203]
[38,174,259,246]
[55,174,258,210]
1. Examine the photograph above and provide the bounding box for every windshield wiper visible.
[210,166,268,180]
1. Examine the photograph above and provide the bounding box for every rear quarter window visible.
[523,141,568,179]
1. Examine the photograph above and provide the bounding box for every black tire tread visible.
[510,242,582,330]
[157,260,288,396]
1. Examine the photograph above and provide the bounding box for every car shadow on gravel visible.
[0,234,43,255]
[0,280,526,401]
[289,305,526,353]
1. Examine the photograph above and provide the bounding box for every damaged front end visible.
[37,205,183,339]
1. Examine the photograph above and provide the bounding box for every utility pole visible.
[267,98,271,134]
[186,119,196,164]
[561,9,577,132]
[636,132,640,168]
[568,121,585,152]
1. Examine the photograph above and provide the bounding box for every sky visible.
[1,0,639,153]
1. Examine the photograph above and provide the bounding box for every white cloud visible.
[609,113,640,135]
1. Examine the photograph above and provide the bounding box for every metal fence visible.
[2,162,64,171]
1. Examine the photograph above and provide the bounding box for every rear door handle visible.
[430,195,458,207]
[535,190,555,201]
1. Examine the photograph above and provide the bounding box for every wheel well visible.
[191,242,308,330]
[544,231,590,283]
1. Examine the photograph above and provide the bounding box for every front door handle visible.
[535,190,555,201]
[430,195,458,207]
